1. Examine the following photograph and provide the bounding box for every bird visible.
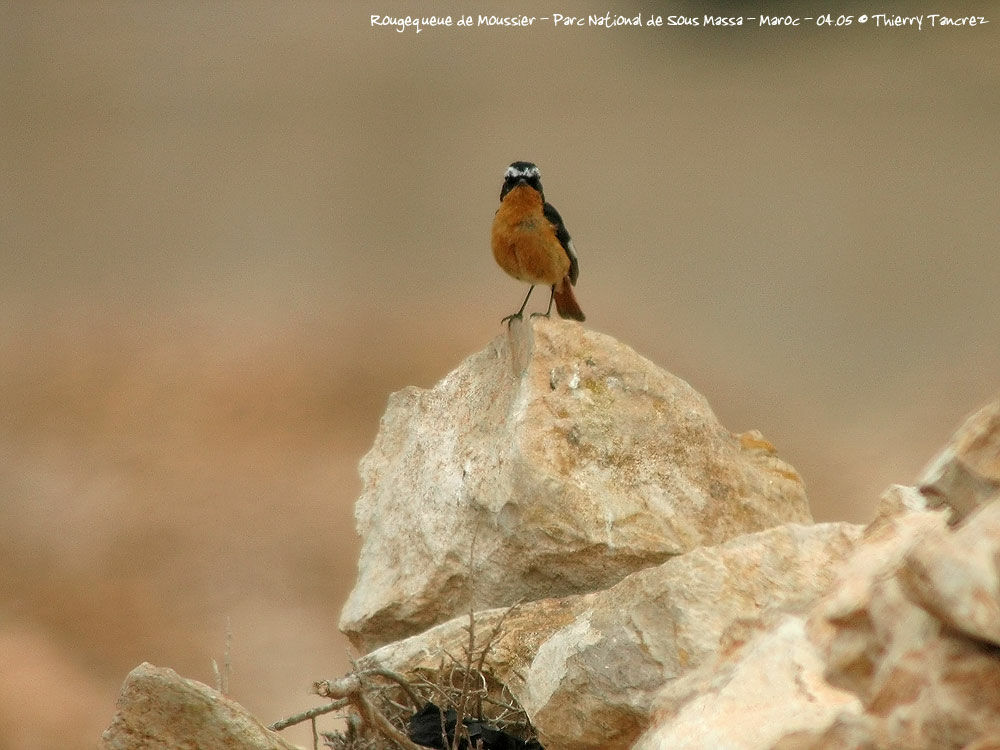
[491,161,585,323]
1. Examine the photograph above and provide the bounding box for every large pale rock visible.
[918,396,1000,522]
[359,521,861,750]
[340,318,810,651]
[100,663,299,750]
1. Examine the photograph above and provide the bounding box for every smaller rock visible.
[100,662,299,750]
[918,397,1000,522]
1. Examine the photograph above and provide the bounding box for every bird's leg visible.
[502,285,534,326]
[530,286,556,319]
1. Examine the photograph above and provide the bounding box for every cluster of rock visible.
[100,318,1000,749]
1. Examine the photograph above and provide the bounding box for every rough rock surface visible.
[96,328,1000,750]
[918,396,1000,522]
[635,487,1000,750]
[362,521,861,750]
[340,317,810,651]
[813,500,1000,749]
[100,662,298,750]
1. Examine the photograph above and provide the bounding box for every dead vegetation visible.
[270,604,540,750]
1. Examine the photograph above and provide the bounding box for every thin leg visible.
[530,285,556,319]
[501,285,534,325]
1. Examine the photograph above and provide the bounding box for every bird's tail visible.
[553,277,585,321]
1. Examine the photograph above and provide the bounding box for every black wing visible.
[543,201,579,284]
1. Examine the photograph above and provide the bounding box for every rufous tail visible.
[553,276,585,321]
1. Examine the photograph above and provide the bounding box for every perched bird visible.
[491,161,585,323]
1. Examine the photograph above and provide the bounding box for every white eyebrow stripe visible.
[505,165,540,180]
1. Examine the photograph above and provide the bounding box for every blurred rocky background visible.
[1,2,997,748]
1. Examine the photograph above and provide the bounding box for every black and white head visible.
[500,161,543,201]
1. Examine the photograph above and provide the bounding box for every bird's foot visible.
[501,312,523,327]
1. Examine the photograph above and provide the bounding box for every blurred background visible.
[1,2,997,747]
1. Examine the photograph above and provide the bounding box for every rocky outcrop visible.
[340,318,810,652]
[98,321,1000,750]
[100,663,298,750]
[341,325,999,749]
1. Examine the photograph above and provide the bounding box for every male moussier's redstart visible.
[491,161,585,323]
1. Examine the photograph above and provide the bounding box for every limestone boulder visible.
[100,663,299,750]
[340,317,811,651]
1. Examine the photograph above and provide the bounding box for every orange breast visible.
[491,185,570,285]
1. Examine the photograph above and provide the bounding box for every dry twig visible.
[314,675,426,750]
[268,699,349,732]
